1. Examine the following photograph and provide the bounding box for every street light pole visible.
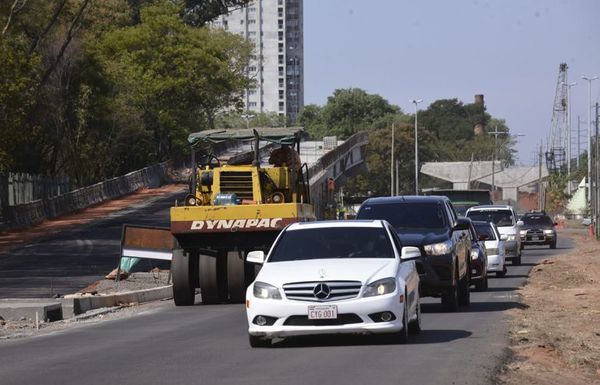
[582,75,598,204]
[410,99,423,195]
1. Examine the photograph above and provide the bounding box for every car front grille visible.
[282,281,362,302]
[219,171,253,200]
[283,314,363,326]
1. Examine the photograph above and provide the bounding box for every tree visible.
[321,88,400,138]
[95,2,253,164]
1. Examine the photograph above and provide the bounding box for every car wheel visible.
[496,266,507,278]
[458,271,470,306]
[475,276,488,291]
[550,240,557,249]
[441,282,459,312]
[249,334,271,348]
[394,305,409,344]
[408,296,421,335]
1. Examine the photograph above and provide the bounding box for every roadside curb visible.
[61,285,173,318]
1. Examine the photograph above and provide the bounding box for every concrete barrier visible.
[3,163,170,229]
[61,286,173,318]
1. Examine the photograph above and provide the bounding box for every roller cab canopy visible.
[188,127,305,148]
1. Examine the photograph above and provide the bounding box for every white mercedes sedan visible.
[245,220,421,347]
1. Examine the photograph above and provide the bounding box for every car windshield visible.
[467,210,514,227]
[521,215,553,226]
[358,202,447,231]
[474,223,496,240]
[268,227,394,262]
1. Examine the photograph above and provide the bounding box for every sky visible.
[303,0,600,165]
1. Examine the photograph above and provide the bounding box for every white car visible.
[472,220,507,277]
[466,205,523,265]
[245,220,421,347]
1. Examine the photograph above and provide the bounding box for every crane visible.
[545,63,569,173]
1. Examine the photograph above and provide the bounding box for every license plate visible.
[308,305,338,320]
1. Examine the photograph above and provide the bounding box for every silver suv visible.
[465,205,523,265]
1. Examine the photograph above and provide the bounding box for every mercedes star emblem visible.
[313,283,331,300]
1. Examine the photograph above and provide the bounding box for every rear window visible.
[268,227,394,262]
[358,202,447,230]
[521,215,553,226]
[467,210,514,227]
[474,223,496,240]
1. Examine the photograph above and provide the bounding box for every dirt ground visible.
[498,229,600,385]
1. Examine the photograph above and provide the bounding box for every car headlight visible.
[253,281,282,300]
[470,249,480,260]
[519,230,528,235]
[423,240,453,256]
[543,229,554,234]
[363,278,396,297]
[506,234,517,241]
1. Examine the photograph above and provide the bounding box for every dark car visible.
[356,196,471,311]
[519,212,557,249]
[466,219,488,291]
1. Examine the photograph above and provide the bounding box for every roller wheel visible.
[227,251,247,303]
[199,254,227,304]
[172,249,198,306]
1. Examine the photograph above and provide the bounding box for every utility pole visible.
[395,160,399,197]
[577,115,581,168]
[390,123,395,196]
[596,103,599,239]
[582,75,598,204]
[538,145,543,210]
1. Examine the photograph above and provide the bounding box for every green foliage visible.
[299,88,400,139]
[545,173,568,213]
[95,2,252,163]
[0,0,253,185]
[214,111,287,128]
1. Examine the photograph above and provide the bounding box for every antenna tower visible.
[545,63,569,173]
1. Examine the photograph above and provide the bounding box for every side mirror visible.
[453,218,470,231]
[516,220,524,227]
[500,234,508,241]
[401,246,421,261]
[246,250,265,264]
[553,222,558,226]
[478,234,489,241]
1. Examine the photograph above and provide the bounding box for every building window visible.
[278,20,283,29]
[249,102,257,107]
[279,78,284,87]
[278,9,283,17]
[279,90,284,99]
[240,19,244,24]
[278,43,284,52]
[248,66,257,72]
[278,31,283,41]
[279,66,284,76]
[278,0,283,5]
[278,55,284,65]
[248,89,257,96]
[248,31,256,37]
[248,7,256,12]
[248,19,256,24]
[279,102,285,111]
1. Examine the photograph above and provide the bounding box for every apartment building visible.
[213,0,304,123]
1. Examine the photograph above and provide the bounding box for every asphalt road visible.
[0,191,183,298]
[0,219,573,385]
